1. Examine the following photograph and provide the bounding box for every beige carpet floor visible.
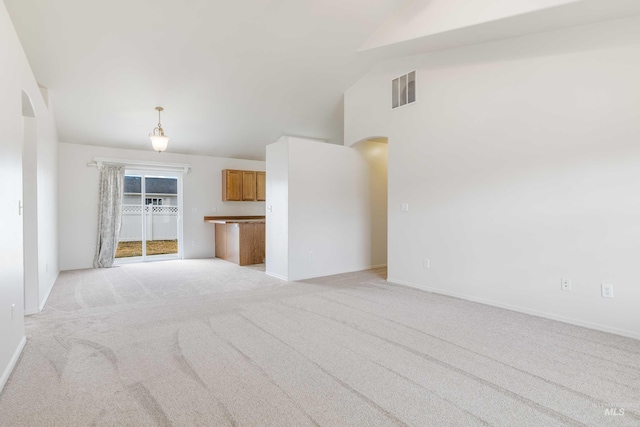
[0,259,639,426]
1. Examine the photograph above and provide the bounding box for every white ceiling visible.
[6,0,639,160]
[359,0,640,58]
[4,0,406,160]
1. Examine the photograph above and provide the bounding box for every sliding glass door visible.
[116,170,183,262]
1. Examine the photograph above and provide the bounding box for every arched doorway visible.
[352,137,388,276]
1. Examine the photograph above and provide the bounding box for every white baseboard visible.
[290,264,388,282]
[38,270,58,312]
[265,271,288,281]
[387,277,640,341]
[0,336,26,392]
[267,265,387,283]
[25,271,59,316]
[369,264,388,269]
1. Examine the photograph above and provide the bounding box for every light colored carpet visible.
[1,259,639,426]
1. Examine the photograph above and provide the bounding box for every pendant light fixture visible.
[149,106,169,152]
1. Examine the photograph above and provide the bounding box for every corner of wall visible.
[0,337,26,393]
[265,139,290,280]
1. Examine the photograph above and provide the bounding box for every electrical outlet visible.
[423,258,430,268]
[267,205,273,213]
[401,203,409,212]
[309,251,314,260]
[601,283,613,298]
[561,278,571,292]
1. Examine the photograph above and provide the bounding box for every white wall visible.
[266,136,387,281]
[22,116,39,314]
[58,143,265,271]
[1,1,59,390]
[21,89,59,315]
[36,90,59,310]
[345,15,640,339]
[265,139,289,280]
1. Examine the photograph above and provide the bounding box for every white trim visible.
[265,271,289,281]
[289,265,389,282]
[38,271,58,312]
[387,277,640,341]
[114,256,143,265]
[115,255,182,265]
[369,264,388,269]
[25,271,58,316]
[88,157,191,174]
[176,173,184,260]
[264,265,388,282]
[141,172,147,258]
[1,336,26,392]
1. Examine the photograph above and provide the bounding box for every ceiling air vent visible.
[392,71,416,109]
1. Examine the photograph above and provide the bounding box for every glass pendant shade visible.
[150,134,169,152]
[149,106,169,152]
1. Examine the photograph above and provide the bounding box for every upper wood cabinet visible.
[222,169,266,202]
[256,172,266,201]
[242,171,256,201]
[222,170,242,201]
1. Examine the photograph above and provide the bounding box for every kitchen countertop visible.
[204,216,265,224]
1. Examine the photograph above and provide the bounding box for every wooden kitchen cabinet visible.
[212,220,265,266]
[221,169,266,202]
[242,171,256,201]
[256,172,266,201]
[222,170,242,201]
[214,223,227,259]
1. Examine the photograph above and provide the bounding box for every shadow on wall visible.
[353,137,388,270]
[22,90,39,315]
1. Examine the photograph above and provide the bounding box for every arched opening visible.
[352,137,388,277]
[21,91,35,118]
[21,90,39,314]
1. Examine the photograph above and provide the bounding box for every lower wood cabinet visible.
[215,222,265,266]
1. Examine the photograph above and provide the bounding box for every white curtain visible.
[93,165,125,268]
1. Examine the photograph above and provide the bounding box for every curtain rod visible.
[87,157,191,174]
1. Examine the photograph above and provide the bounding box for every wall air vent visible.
[392,71,416,109]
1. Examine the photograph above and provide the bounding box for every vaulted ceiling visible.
[5,0,405,159]
[5,0,639,160]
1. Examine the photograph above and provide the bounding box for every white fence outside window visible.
[119,205,178,241]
